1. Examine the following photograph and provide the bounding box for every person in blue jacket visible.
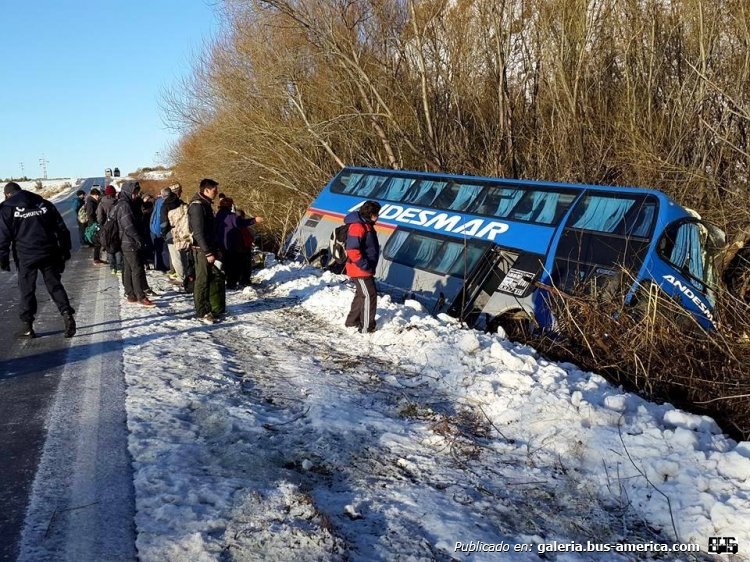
[0,182,76,338]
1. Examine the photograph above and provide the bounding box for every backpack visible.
[168,204,191,251]
[77,205,88,224]
[99,209,121,253]
[329,224,349,265]
[150,197,165,236]
[84,222,100,245]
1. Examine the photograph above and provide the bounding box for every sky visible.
[0,0,221,180]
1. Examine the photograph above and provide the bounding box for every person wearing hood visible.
[214,197,263,290]
[0,182,76,338]
[113,181,155,307]
[98,185,122,274]
[343,200,382,333]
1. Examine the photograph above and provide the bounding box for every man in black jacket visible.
[0,182,76,338]
[188,178,223,324]
[113,181,155,307]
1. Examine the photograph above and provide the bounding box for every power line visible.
[39,155,48,180]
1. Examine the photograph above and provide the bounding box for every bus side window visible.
[440,182,482,211]
[403,180,447,206]
[472,187,523,217]
[570,196,635,232]
[628,201,656,237]
[353,174,386,197]
[333,172,386,197]
[375,177,415,200]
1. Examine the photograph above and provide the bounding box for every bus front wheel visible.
[488,310,534,341]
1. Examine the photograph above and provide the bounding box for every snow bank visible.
[258,262,750,550]
[121,263,750,561]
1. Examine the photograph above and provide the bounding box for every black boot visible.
[63,313,76,338]
[17,321,36,338]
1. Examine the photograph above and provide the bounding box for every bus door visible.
[651,218,724,328]
[551,193,658,298]
[448,246,523,326]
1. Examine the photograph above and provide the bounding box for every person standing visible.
[160,183,184,280]
[97,185,122,274]
[85,187,105,264]
[0,182,76,338]
[150,188,170,272]
[73,189,86,246]
[214,198,263,290]
[139,194,155,270]
[343,200,382,333]
[188,178,224,323]
[113,181,155,307]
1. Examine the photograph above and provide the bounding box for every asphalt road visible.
[0,180,135,561]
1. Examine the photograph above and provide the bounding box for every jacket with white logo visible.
[0,189,71,266]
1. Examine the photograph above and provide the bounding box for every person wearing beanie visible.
[343,200,382,333]
[0,182,76,338]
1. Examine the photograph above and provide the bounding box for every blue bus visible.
[290,167,725,332]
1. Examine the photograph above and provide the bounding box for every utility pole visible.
[39,154,48,180]
[19,162,24,178]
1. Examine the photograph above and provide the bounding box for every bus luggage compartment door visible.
[448,247,518,327]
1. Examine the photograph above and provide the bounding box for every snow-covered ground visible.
[119,262,750,561]
[12,178,79,201]
[139,169,174,180]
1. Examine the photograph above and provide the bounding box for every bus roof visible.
[342,166,682,210]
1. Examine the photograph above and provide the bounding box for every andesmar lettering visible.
[349,202,510,242]
[662,275,715,324]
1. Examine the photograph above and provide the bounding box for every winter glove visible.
[0,258,10,272]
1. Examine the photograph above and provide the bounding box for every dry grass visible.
[163,0,750,254]
[531,284,750,441]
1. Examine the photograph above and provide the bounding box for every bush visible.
[531,283,750,441]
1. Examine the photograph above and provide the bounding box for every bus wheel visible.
[488,310,534,341]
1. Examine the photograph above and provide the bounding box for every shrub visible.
[531,283,750,441]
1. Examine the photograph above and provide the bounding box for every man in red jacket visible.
[343,200,382,333]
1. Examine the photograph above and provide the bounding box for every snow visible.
[139,169,174,180]
[119,262,750,560]
[11,178,78,202]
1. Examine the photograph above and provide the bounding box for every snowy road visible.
[0,186,135,561]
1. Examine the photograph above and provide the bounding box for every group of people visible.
[1,175,381,337]
[78,178,263,324]
[0,178,264,336]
